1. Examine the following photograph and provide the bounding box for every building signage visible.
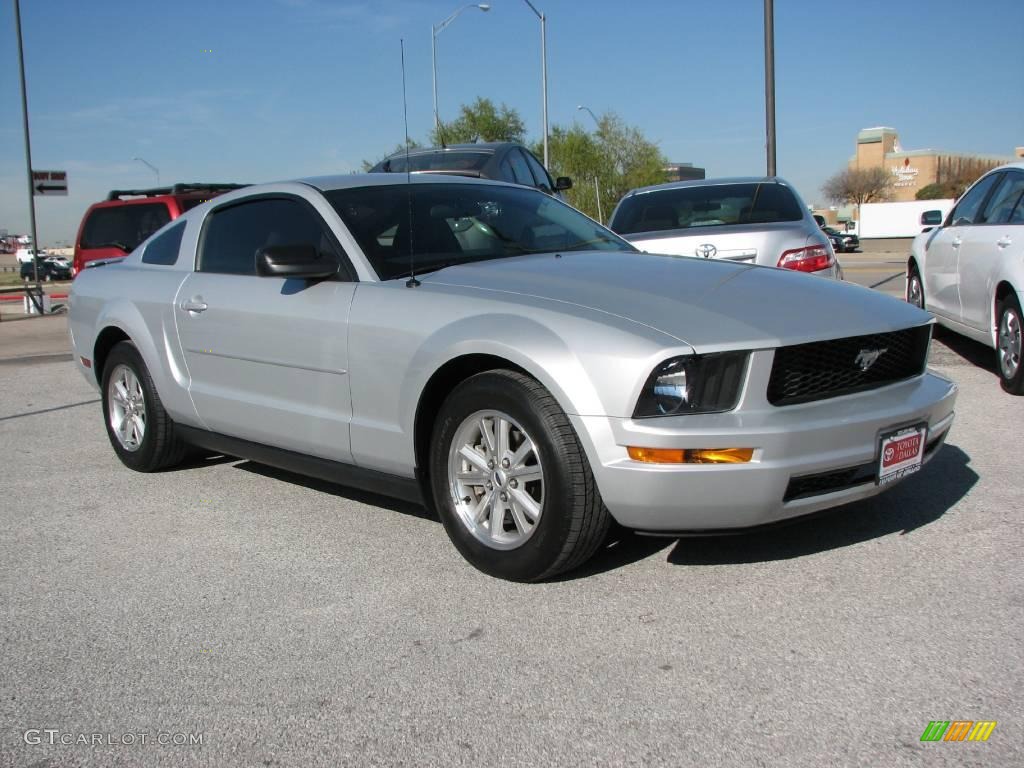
[32,170,68,196]
[891,158,919,188]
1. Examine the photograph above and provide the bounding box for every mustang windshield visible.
[326,183,635,280]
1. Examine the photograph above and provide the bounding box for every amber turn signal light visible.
[627,447,754,464]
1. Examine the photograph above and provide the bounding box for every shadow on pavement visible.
[932,330,997,374]
[232,460,437,522]
[667,444,976,566]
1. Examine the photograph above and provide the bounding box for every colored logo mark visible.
[920,720,997,742]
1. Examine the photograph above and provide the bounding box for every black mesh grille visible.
[768,325,931,406]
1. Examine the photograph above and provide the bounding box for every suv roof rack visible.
[105,183,249,201]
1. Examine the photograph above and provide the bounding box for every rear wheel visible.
[997,293,1023,395]
[907,264,924,309]
[101,341,188,471]
[430,369,610,581]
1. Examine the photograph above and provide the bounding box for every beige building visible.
[849,126,1021,202]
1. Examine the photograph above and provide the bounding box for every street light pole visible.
[522,1,549,167]
[133,157,160,186]
[576,105,603,221]
[432,4,490,138]
[764,0,777,177]
[13,0,40,285]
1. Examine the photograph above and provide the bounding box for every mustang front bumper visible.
[570,368,957,532]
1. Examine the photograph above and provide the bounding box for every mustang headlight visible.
[633,352,749,417]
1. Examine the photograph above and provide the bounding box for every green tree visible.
[536,112,667,221]
[430,97,526,145]
[916,182,959,201]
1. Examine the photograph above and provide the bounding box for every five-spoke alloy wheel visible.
[101,341,188,471]
[430,369,610,581]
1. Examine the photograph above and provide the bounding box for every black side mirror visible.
[555,177,573,191]
[256,244,338,279]
[920,210,943,226]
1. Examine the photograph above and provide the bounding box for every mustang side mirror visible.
[256,244,338,279]
[920,210,943,227]
[555,177,573,191]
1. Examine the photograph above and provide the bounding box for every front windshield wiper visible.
[561,237,633,252]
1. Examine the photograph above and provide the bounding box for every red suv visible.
[73,183,246,275]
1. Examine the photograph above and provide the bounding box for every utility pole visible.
[764,0,777,177]
[13,0,40,285]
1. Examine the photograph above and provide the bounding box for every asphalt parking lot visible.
[1,255,1022,767]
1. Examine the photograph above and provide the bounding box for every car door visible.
[958,170,1024,334]
[924,171,1002,321]
[174,194,358,463]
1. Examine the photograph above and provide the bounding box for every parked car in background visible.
[73,183,247,276]
[907,162,1024,394]
[822,225,860,252]
[21,255,72,282]
[369,142,572,199]
[70,174,955,581]
[608,178,841,278]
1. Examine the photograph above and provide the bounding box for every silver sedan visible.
[69,175,955,580]
[609,177,841,278]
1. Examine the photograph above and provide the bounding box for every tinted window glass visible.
[979,172,1024,225]
[506,151,535,187]
[611,183,803,235]
[81,203,171,251]
[326,183,634,281]
[379,151,491,173]
[951,173,1001,226]
[200,198,337,276]
[142,221,186,265]
[522,150,553,191]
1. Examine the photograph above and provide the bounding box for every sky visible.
[1,0,1021,245]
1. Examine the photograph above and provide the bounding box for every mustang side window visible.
[142,221,186,266]
[200,198,341,276]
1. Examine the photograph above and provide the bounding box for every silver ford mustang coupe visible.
[69,175,957,581]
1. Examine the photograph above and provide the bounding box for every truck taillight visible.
[777,245,834,273]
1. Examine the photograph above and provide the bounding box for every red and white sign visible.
[32,170,68,196]
[878,425,927,485]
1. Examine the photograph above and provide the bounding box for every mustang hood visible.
[424,251,930,352]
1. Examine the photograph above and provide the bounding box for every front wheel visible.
[997,294,1024,395]
[429,369,610,581]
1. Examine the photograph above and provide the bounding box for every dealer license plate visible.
[878,424,927,486]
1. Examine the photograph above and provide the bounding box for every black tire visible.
[101,341,188,471]
[429,369,610,582]
[996,293,1024,395]
[907,263,925,309]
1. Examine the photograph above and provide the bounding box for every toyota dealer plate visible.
[878,424,927,486]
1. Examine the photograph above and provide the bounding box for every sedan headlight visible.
[633,352,749,418]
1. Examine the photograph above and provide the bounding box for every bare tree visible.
[822,168,893,207]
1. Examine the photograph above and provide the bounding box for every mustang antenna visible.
[401,39,420,288]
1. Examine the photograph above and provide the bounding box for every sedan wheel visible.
[907,269,924,309]
[997,295,1024,395]
[431,369,610,581]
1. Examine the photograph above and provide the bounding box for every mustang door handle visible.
[180,299,208,313]
[997,236,1012,248]
[951,237,962,248]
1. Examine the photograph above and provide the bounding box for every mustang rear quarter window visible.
[142,221,186,266]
